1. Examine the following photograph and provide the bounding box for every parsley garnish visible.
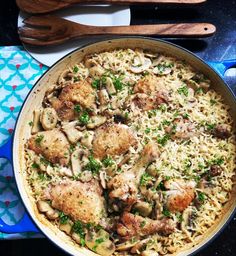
[84,155,101,174]
[140,173,154,186]
[73,66,79,73]
[177,86,189,97]
[28,121,33,126]
[79,111,90,125]
[72,221,85,246]
[198,192,206,202]
[92,79,100,89]
[31,163,39,169]
[163,207,171,217]
[59,211,69,224]
[74,104,81,113]
[35,134,44,145]
[113,77,123,91]
[157,134,170,146]
[210,99,217,106]
[102,156,114,167]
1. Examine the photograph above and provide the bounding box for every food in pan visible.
[25,48,236,255]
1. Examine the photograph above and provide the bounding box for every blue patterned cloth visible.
[0,46,47,239]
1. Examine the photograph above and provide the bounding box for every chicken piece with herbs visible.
[28,129,70,166]
[45,180,105,224]
[164,179,196,212]
[117,212,175,240]
[108,142,159,206]
[93,123,137,159]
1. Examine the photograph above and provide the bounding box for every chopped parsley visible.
[145,127,151,134]
[182,113,189,119]
[72,221,85,246]
[102,156,114,167]
[140,173,154,186]
[157,181,165,191]
[211,157,224,165]
[177,86,189,97]
[92,79,100,89]
[79,111,90,125]
[162,120,171,126]
[210,99,217,106]
[113,77,123,91]
[74,104,81,113]
[84,155,101,174]
[198,192,206,202]
[205,123,216,131]
[157,134,170,146]
[73,66,79,73]
[140,220,146,228]
[28,121,33,126]
[176,212,183,223]
[38,173,50,181]
[163,207,171,217]
[196,88,204,94]
[31,163,39,169]
[158,104,167,112]
[59,211,69,224]
[35,134,44,145]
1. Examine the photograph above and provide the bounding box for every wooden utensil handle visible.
[74,23,216,37]
[63,0,206,4]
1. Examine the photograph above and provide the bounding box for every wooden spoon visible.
[18,15,216,46]
[16,0,207,14]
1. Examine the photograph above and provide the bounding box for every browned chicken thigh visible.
[46,180,105,224]
[28,129,70,166]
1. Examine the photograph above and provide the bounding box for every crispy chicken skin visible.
[134,75,160,95]
[46,180,105,224]
[59,79,96,109]
[107,171,138,205]
[165,179,196,212]
[117,212,175,240]
[28,130,70,166]
[50,98,76,121]
[92,124,137,159]
[132,91,169,111]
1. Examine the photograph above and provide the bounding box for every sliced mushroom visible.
[31,109,42,134]
[80,131,94,149]
[212,124,231,139]
[153,64,172,75]
[62,121,83,144]
[87,115,107,129]
[116,241,138,251]
[85,229,115,256]
[46,209,59,220]
[37,200,59,220]
[58,166,73,177]
[71,232,82,244]
[141,250,159,256]
[40,107,58,130]
[130,238,150,254]
[130,57,152,74]
[71,149,84,176]
[37,200,52,213]
[133,201,152,217]
[59,220,73,235]
[100,171,107,189]
[89,65,105,79]
[105,77,116,95]
[98,89,110,106]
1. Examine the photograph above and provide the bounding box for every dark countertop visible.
[0,0,235,255]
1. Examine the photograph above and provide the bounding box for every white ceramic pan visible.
[0,37,235,256]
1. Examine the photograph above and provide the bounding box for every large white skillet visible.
[0,37,235,256]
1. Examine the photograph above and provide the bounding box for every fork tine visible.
[18,27,51,40]
[19,36,66,46]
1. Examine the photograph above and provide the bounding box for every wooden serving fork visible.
[16,0,207,14]
[18,15,216,46]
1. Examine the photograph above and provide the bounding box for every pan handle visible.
[0,137,39,233]
[207,59,236,77]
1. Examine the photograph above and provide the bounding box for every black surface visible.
[0,0,236,255]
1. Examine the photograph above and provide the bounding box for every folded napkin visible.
[0,46,47,239]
